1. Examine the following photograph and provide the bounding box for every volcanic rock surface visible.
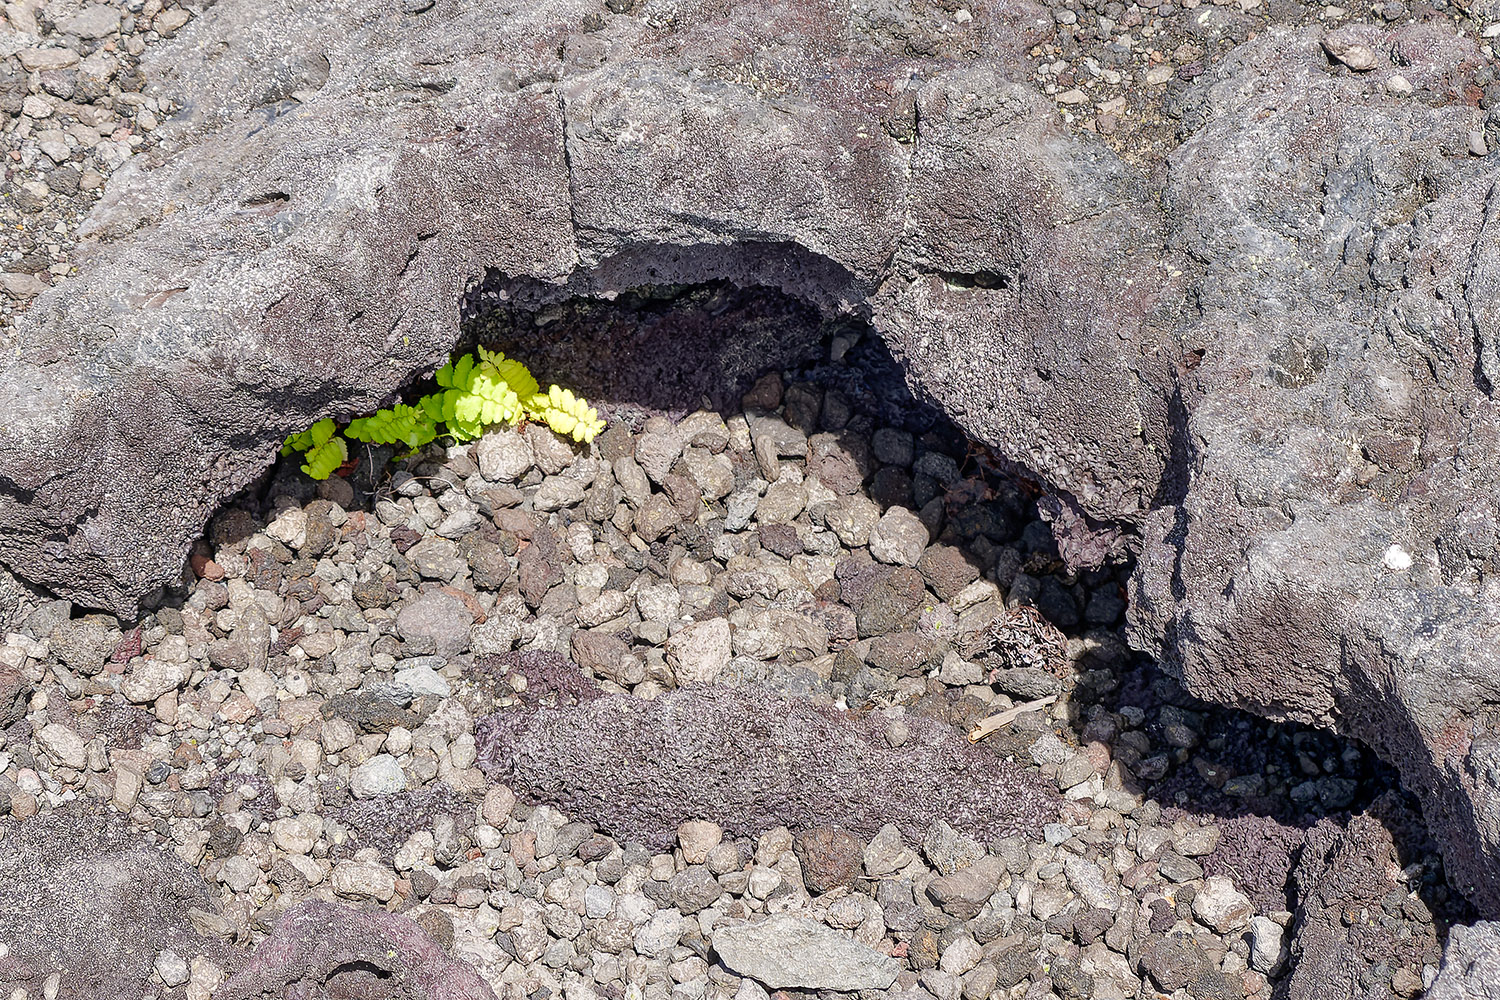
[2,0,1500,941]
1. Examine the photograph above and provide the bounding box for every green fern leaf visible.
[296,418,347,480]
[345,403,438,450]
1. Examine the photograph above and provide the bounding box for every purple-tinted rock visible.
[475,685,1059,850]
[792,826,866,894]
[217,900,496,1000]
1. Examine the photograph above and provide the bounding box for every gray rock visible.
[475,429,534,482]
[350,754,407,799]
[1248,915,1287,975]
[395,592,475,658]
[532,476,586,512]
[475,685,1058,851]
[392,663,452,700]
[668,865,722,914]
[0,813,236,1000]
[0,0,1492,936]
[635,426,686,484]
[926,856,1003,920]
[755,480,807,525]
[666,618,731,684]
[922,821,985,877]
[1430,920,1500,1000]
[406,537,467,581]
[712,914,900,991]
[868,507,929,567]
[863,823,915,877]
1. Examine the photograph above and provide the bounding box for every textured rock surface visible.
[1283,802,1444,1000]
[1128,24,1500,913]
[0,812,238,999]
[711,913,901,990]
[1430,920,1500,1000]
[217,900,498,1000]
[475,679,1060,850]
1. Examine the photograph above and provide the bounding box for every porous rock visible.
[475,681,1059,850]
[217,900,497,1000]
[0,812,238,1000]
[0,0,1495,936]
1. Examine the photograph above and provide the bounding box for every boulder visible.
[1128,23,1500,913]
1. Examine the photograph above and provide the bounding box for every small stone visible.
[121,660,189,703]
[792,827,865,894]
[155,948,191,987]
[927,857,1002,919]
[1138,933,1211,992]
[393,663,451,699]
[1321,34,1377,71]
[331,860,397,901]
[483,785,517,826]
[713,913,900,990]
[864,823,915,877]
[476,429,533,481]
[270,816,320,855]
[678,819,723,865]
[1156,851,1204,883]
[350,754,407,799]
[1175,824,1221,857]
[756,480,808,524]
[1192,875,1253,934]
[923,821,984,876]
[666,618,731,684]
[871,427,914,467]
[1249,915,1286,973]
[869,507,929,566]
[406,536,466,580]
[940,935,983,976]
[17,49,80,72]
[533,476,586,511]
[35,723,87,770]
[635,909,684,958]
[395,591,474,657]
[668,865,723,913]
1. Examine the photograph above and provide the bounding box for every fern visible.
[289,418,348,480]
[282,348,604,480]
[526,384,606,443]
[345,403,438,450]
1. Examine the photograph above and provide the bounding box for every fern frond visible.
[527,384,606,443]
[296,418,347,479]
[345,403,439,450]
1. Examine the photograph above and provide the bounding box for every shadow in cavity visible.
[462,274,951,435]
[1094,655,1475,964]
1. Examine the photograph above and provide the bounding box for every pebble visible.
[869,506,930,566]
[350,754,407,799]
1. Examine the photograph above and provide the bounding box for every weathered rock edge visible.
[3,0,1500,923]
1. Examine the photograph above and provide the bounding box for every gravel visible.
[0,291,1469,997]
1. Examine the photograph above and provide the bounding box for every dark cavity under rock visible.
[475,684,1060,851]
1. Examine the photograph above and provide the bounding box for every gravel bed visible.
[0,309,1471,998]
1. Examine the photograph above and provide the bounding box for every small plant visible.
[281,348,605,480]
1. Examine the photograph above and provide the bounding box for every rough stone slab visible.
[712,914,900,991]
